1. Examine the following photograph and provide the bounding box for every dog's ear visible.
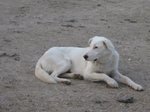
[88,38,93,45]
[102,40,115,50]
[103,41,108,49]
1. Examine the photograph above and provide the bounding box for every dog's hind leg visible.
[35,62,57,83]
[51,60,72,85]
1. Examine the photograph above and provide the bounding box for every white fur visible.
[35,36,143,91]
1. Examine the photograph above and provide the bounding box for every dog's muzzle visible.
[94,58,97,61]
[83,55,88,60]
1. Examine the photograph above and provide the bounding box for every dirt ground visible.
[0,0,150,112]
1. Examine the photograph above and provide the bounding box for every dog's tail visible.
[35,61,56,83]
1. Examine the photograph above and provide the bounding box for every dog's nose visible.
[83,55,88,60]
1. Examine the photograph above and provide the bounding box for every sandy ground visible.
[0,0,150,112]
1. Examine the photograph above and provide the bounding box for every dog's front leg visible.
[113,71,143,91]
[84,73,118,88]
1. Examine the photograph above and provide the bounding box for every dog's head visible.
[83,36,115,61]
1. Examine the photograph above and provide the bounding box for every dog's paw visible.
[107,80,119,88]
[74,74,84,80]
[132,84,144,91]
[62,80,71,85]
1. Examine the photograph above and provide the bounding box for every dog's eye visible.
[93,46,98,49]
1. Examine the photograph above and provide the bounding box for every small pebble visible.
[117,95,134,103]
[128,58,131,61]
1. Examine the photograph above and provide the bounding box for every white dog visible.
[35,36,143,91]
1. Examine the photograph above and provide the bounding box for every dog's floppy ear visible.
[102,40,115,50]
[88,38,93,45]
[103,41,108,49]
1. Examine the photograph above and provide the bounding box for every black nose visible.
[83,55,88,60]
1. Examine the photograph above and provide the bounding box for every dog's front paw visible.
[132,84,144,91]
[107,80,119,88]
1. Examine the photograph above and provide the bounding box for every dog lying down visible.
[35,36,143,91]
